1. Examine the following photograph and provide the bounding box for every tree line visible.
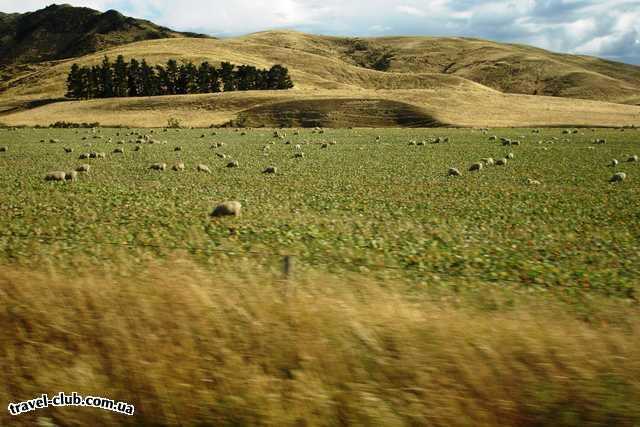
[65,55,294,99]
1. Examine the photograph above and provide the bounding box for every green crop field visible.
[1,126,638,297]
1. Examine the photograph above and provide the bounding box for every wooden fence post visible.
[283,255,294,280]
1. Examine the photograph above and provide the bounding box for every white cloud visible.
[2,0,640,64]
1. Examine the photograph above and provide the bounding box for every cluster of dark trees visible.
[65,55,294,99]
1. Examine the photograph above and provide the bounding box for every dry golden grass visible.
[1,256,639,426]
[1,31,640,127]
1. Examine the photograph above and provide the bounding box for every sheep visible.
[89,152,98,159]
[45,171,66,181]
[227,160,239,168]
[79,153,90,159]
[294,144,302,150]
[76,164,90,173]
[150,163,167,171]
[134,146,142,152]
[197,164,211,173]
[506,152,515,159]
[211,201,242,217]
[511,140,521,146]
[0,146,7,152]
[216,153,226,159]
[321,143,328,149]
[174,146,182,152]
[49,138,61,144]
[172,162,185,171]
[263,166,277,174]
[481,157,494,166]
[610,159,619,167]
[489,136,497,141]
[113,148,124,154]
[448,168,461,177]
[496,158,508,166]
[65,171,78,181]
[469,162,483,172]
[526,178,541,185]
[628,155,639,162]
[96,152,106,159]
[610,172,626,183]
[64,147,73,153]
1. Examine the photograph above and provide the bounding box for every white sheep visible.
[172,162,185,171]
[628,155,639,162]
[113,148,124,154]
[211,201,242,217]
[496,158,507,166]
[45,171,66,181]
[150,163,167,171]
[481,158,494,166]
[227,160,239,168]
[65,171,78,181]
[610,172,626,183]
[448,168,461,177]
[469,162,483,172]
[76,164,90,173]
[506,152,515,159]
[197,164,211,173]
[526,178,541,185]
[610,159,619,167]
[263,166,277,174]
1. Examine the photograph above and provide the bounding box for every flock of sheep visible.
[2,126,636,217]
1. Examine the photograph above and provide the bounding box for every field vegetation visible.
[1,126,639,426]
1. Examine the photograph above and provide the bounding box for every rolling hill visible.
[1,8,639,128]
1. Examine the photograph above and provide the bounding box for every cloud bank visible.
[2,0,639,64]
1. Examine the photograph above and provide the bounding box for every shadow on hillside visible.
[228,98,445,128]
[0,97,68,116]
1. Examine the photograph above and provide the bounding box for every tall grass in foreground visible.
[1,258,639,427]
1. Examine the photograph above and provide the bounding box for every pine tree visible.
[65,63,82,98]
[197,62,211,93]
[140,60,157,96]
[128,58,141,97]
[113,55,129,97]
[220,62,235,92]
[209,66,221,93]
[165,59,179,95]
[100,56,114,98]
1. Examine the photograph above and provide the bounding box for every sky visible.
[2,0,640,64]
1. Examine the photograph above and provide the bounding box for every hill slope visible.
[1,30,640,127]
[0,4,208,84]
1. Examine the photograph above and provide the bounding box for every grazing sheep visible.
[49,138,61,143]
[610,172,626,183]
[113,148,124,154]
[321,143,328,149]
[150,163,167,171]
[79,153,90,159]
[489,136,497,141]
[469,162,483,172]
[64,147,73,153]
[628,155,639,162]
[134,146,142,152]
[448,168,461,177]
[263,166,277,174]
[211,201,242,217]
[197,164,211,173]
[294,153,305,158]
[216,153,226,159]
[96,152,106,159]
[0,146,7,152]
[227,160,239,168]
[408,140,416,146]
[594,138,607,144]
[294,144,302,150]
[89,152,98,159]
[45,171,66,181]
[506,153,515,159]
[417,141,425,146]
[610,159,619,167]
[76,164,90,172]
[526,178,541,185]
[65,171,78,181]
[496,158,507,166]
[174,146,182,151]
[172,162,185,171]
[511,140,521,146]
[481,157,494,166]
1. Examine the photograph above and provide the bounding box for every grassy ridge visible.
[1,32,640,127]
